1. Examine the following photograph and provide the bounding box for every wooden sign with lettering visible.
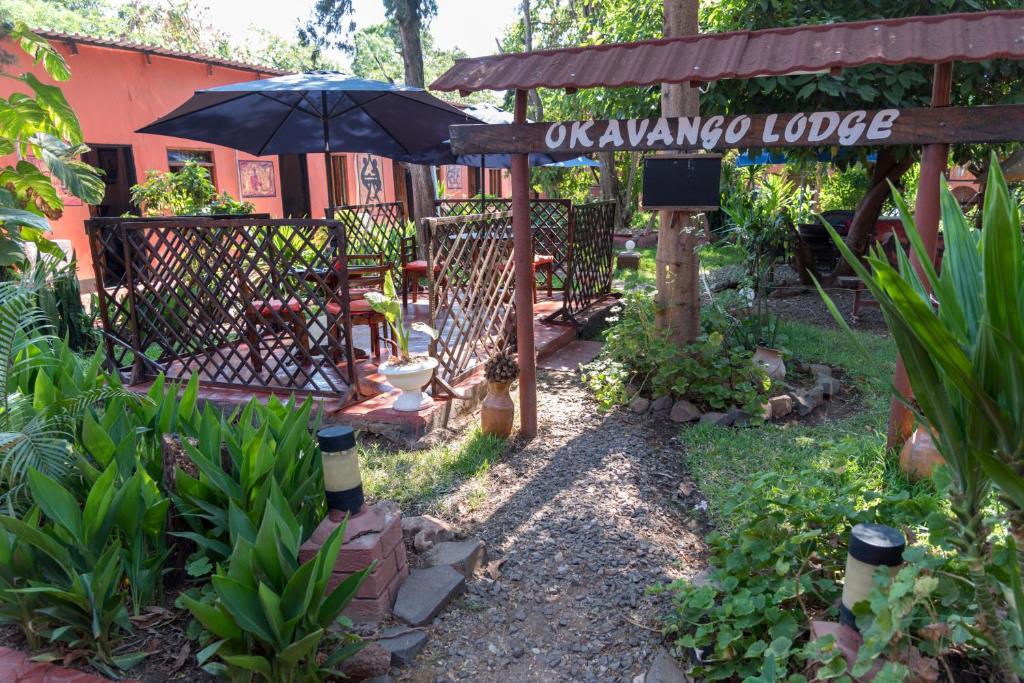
[448,104,1024,154]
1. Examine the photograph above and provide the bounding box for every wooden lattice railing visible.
[435,199,572,289]
[424,211,516,391]
[327,202,407,283]
[86,217,360,402]
[565,201,617,317]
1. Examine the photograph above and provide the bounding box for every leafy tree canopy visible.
[4,0,328,71]
[701,0,1024,167]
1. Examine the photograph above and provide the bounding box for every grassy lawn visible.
[679,319,898,522]
[358,427,507,512]
[614,240,744,290]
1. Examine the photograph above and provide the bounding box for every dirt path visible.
[402,370,706,682]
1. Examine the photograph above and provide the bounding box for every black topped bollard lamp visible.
[840,523,906,630]
[317,426,363,520]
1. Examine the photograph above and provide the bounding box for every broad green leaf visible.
[181,594,243,640]
[26,468,82,538]
[81,410,115,466]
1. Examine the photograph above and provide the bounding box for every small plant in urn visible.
[481,349,519,438]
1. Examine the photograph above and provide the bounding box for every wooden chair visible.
[324,299,388,362]
[236,270,310,374]
[400,235,441,307]
[531,254,555,303]
[325,254,390,362]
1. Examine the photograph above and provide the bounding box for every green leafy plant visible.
[657,449,973,682]
[582,289,769,413]
[0,272,143,510]
[130,161,254,216]
[0,466,156,672]
[364,271,438,362]
[171,396,325,568]
[182,484,369,681]
[814,153,1024,681]
[0,23,104,267]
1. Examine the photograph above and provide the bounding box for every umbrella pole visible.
[322,92,336,213]
[479,157,485,214]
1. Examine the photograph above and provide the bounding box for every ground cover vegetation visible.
[653,163,1024,682]
[0,31,371,679]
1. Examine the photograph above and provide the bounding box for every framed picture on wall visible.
[238,160,276,198]
[445,165,463,190]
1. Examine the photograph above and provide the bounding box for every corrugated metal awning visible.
[431,10,1024,94]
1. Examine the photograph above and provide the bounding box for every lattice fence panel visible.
[565,201,617,316]
[87,218,359,401]
[436,199,571,287]
[329,202,406,282]
[426,211,516,388]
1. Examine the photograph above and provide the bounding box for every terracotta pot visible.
[753,345,786,382]
[481,381,515,438]
[379,356,438,412]
[900,426,945,480]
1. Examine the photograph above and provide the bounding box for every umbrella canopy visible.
[137,71,479,165]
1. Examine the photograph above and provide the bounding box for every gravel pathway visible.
[401,370,706,682]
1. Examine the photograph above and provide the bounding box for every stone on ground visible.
[378,626,429,667]
[817,375,841,397]
[645,649,691,683]
[650,396,673,412]
[699,411,733,426]
[393,565,465,626]
[726,407,750,427]
[768,394,793,418]
[424,538,486,578]
[402,515,455,553]
[630,396,651,414]
[670,399,702,423]
[794,387,823,416]
[339,642,391,680]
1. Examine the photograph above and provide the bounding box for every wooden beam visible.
[888,62,954,452]
[450,104,1024,154]
[511,89,537,439]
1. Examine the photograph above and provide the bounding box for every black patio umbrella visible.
[137,71,480,205]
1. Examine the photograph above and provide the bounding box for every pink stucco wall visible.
[1,36,403,281]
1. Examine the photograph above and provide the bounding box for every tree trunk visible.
[598,151,624,228]
[522,0,544,121]
[394,1,435,249]
[655,0,701,343]
[790,148,913,285]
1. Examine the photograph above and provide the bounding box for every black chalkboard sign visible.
[642,154,722,211]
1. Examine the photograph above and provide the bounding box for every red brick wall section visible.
[298,503,408,624]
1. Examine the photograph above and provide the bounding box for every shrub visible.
[182,486,368,681]
[656,447,982,681]
[0,465,164,672]
[130,161,254,216]
[583,289,770,413]
[171,396,324,572]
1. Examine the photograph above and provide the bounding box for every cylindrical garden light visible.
[840,523,905,630]
[317,425,363,520]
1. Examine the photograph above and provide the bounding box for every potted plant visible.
[481,349,519,437]
[365,273,439,412]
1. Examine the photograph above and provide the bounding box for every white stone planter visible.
[379,356,438,412]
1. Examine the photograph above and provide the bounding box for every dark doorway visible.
[82,145,138,283]
[82,144,138,217]
[279,154,311,218]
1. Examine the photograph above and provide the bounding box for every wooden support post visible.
[511,89,538,438]
[887,62,953,451]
